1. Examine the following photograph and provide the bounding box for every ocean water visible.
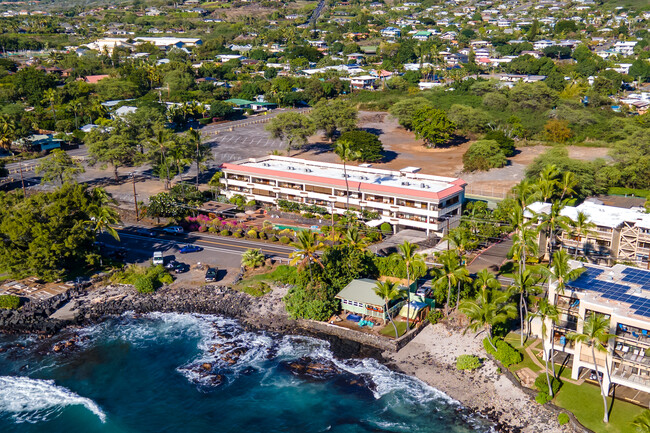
[0,313,494,433]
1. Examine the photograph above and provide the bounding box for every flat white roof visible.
[222,156,465,199]
[527,201,650,229]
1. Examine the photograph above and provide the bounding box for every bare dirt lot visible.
[297,111,612,196]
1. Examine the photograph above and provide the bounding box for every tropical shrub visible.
[0,294,20,309]
[456,354,481,371]
[279,236,290,244]
[259,232,267,240]
[220,229,230,236]
[247,229,258,239]
[463,140,508,172]
[483,337,522,367]
[233,231,243,238]
[380,222,392,235]
[426,309,443,324]
[337,130,384,162]
[134,275,155,294]
[534,374,562,395]
[535,391,552,405]
[557,413,569,426]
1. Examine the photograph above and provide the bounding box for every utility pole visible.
[19,162,26,196]
[132,173,139,221]
[446,216,450,251]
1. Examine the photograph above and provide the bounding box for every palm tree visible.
[344,226,368,251]
[632,410,650,433]
[558,171,577,201]
[188,128,204,188]
[432,250,470,317]
[540,250,584,373]
[333,139,361,210]
[43,88,58,125]
[87,188,121,241]
[530,298,559,396]
[534,199,571,263]
[459,282,516,351]
[241,249,265,269]
[444,228,473,310]
[397,240,426,330]
[567,314,615,423]
[509,225,538,277]
[510,268,540,346]
[569,211,595,258]
[0,115,16,151]
[373,280,404,338]
[148,129,174,190]
[289,230,324,280]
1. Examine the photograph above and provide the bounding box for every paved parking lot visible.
[205,122,284,166]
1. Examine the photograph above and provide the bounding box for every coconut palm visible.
[241,249,265,269]
[148,129,175,190]
[397,240,426,330]
[459,282,516,351]
[569,211,595,258]
[432,250,470,317]
[530,298,559,396]
[510,267,540,346]
[632,410,650,433]
[373,280,404,338]
[558,171,578,201]
[344,226,368,251]
[534,199,572,263]
[289,229,324,280]
[567,313,615,423]
[444,228,474,309]
[333,139,361,210]
[42,88,58,125]
[541,250,585,297]
[86,188,120,241]
[509,225,538,276]
[0,115,16,151]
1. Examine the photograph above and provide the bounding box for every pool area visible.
[274,224,321,232]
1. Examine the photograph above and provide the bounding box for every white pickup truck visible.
[152,251,164,265]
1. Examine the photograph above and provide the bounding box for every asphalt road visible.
[99,226,294,270]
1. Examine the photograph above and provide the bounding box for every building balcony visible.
[556,320,578,331]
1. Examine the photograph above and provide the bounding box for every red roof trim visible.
[221,163,465,201]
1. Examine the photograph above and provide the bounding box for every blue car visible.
[179,245,203,254]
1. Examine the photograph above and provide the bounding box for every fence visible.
[465,184,510,200]
[201,108,312,140]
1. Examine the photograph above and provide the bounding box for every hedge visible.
[456,354,481,371]
[0,294,20,309]
[483,337,522,367]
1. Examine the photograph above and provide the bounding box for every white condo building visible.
[219,156,466,236]
[544,262,650,402]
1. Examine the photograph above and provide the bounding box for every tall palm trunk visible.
[592,345,609,423]
[405,267,411,331]
[445,278,452,317]
[551,323,557,377]
[543,338,554,397]
[385,300,399,338]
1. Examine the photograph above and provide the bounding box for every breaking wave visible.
[0,376,106,424]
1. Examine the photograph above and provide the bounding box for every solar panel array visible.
[567,267,650,318]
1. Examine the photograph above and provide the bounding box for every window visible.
[278,181,302,190]
[305,185,332,194]
[252,177,274,186]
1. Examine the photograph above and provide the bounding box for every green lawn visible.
[554,381,643,433]
[380,321,407,338]
[232,265,296,297]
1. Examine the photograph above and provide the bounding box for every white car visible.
[152,251,164,265]
[162,226,184,235]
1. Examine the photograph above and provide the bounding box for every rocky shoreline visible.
[1,285,582,433]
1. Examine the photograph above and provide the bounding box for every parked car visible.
[153,251,164,266]
[162,226,184,235]
[165,259,178,270]
[179,244,203,254]
[205,267,218,282]
[174,262,190,274]
[136,227,156,237]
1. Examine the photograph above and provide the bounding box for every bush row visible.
[483,337,523,367]
[0,294,20,309]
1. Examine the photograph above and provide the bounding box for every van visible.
[153,251,164,265]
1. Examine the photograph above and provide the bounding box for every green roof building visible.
[336,278,411,320]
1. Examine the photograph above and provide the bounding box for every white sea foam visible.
[0,376,107,424]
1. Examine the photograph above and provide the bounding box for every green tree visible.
[85,120,141,181]
[568,211,595,258]
[389,97,433,131]
[567,314,615,423]
[462,140,507,172]
[187,128,212,188]
[432,250,470,316]
[42,88,58,125]
[510,267,540,346]
[397,240,426,330]
[459,274,516,351]
[337,130,384,162]
[242,248,265,269]
[289,229,324,280]
[632,410,650,433]
[36,149,85,185]
[530,298,559,396]
[147,129,175,190]
[334,139,361,210]
[411,107,456,148]
[310,98,358,142]
[144,192,186,221]
[265,112,315,156]
[86,187,121,242]
[209,100,236,120]
[534,200,571,262]
[0,115,16,151]
[373,280,404,338]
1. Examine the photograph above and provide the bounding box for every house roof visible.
[224,98,253,106]
[83,74,110,84]
[335,278,386,306]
